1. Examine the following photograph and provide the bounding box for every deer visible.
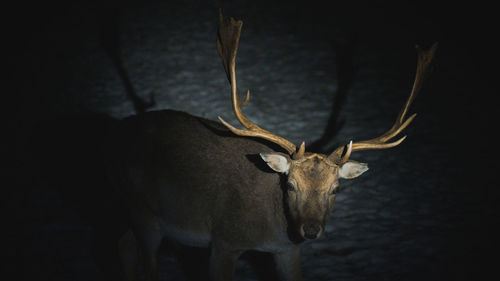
[110,10,437,281]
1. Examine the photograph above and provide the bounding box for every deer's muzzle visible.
[300,222,323,240]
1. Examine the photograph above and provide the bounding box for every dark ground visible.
[4,0,499,280]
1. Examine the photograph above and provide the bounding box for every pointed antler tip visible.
[339,140,353,164]
[395,135,407,145]
[239,89,251,107]
[217,116,228,125]
[293,141,306,159]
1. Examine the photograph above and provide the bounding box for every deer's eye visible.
[287,181,296,192]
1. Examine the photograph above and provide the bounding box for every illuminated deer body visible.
[112,11,436,281]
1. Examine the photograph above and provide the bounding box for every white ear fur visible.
[339,161,369,179]
[260,153,291,174]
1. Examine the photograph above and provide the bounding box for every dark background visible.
[4,0,498,280]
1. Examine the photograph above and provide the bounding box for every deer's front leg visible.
[118,230,139,281]
[209,246,243,281]
[274,246,303,281]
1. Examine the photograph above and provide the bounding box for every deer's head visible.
[216,11,436,240]
[259,150,367,239]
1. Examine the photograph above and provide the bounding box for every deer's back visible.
[111,110,288,248]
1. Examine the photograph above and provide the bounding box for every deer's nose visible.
[301,223,322,240]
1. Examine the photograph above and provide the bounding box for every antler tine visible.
[216,10,298,155]
[330,43,437,164]
[294,141,306,159]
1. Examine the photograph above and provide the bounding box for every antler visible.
[216,10,300,156]
[329,43,438,164]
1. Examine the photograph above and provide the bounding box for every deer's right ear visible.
[260,153,291,174]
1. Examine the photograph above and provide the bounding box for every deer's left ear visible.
[260,152,291,174]
[339,160,369,179]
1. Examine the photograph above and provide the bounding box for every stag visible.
[111,11,437,281]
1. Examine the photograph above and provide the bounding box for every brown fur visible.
[109,110,364,281]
